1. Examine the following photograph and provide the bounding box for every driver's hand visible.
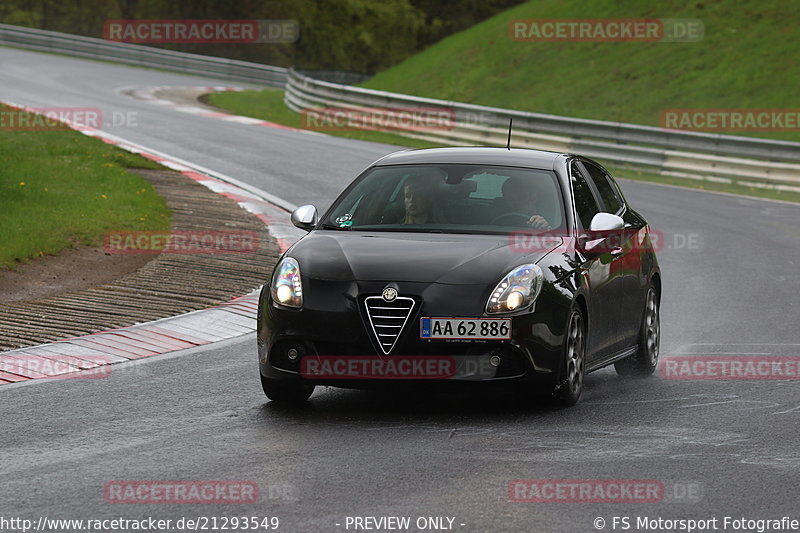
[528,215,551,229]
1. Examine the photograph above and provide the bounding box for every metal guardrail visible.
[285,69,800,187]
[0,23,288,87]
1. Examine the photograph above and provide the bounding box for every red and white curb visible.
[0,294,261,383]
[0,102,306,385]
[123,85,320,133]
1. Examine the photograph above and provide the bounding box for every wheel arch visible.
[650,272,662,305]
[572,292,589,349]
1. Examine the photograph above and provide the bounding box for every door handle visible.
[610,247,624,258]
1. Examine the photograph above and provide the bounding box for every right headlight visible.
[270,257,303,308]
[485,264,543,315]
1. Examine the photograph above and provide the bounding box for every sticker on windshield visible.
[335,213,353,227]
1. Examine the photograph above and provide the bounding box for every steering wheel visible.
[490,212,533,226]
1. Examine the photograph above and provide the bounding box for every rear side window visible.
[570,162,600,230]
[464,172,506,199]
[583,162,623,214]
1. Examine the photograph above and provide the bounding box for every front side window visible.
[320,164,565,234]
[570,162,601,230]
[583,162,623,214]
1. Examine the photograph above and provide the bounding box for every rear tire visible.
[615,286,660,377]
[555,306,586,406]
[260,375,315,403]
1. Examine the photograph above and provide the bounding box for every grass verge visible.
[0,104,171,270]
[203,89,441,150]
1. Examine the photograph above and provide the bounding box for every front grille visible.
[364,296,415,354]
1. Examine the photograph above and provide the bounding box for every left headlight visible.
[485,264,543,315]
[270,257,303,308]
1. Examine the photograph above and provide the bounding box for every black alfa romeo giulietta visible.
[257,147,661,405]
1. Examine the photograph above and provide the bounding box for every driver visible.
[497,176,551,229]
[402,176,444,224]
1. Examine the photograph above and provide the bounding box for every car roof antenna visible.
[506,118,513,150]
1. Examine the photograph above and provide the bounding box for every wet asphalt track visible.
[1,46,799,532]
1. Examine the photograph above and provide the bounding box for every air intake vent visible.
[364,296,415,354]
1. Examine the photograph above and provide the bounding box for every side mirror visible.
[291,204,318,231]
[584,212,624,253]
[589,212,624,232]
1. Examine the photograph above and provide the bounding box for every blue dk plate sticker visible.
[421,318,432,338]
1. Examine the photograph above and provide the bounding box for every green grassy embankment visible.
[363,0,800,144]
[0,105,171,269]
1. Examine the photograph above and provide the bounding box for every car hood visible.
[288,231,560,285]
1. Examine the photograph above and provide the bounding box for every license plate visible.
[420,318,511,340]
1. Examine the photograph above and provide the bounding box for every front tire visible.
[260,375,315,403]
[615,286,660,376]
[555,306,586,406]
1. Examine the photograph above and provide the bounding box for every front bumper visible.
[257,280,568,389]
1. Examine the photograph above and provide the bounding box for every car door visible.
[580,161,644,349]
[569,161,621,359]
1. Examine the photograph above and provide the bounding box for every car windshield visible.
[320,164,565,234]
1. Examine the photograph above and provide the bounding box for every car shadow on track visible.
[256,369,665,423]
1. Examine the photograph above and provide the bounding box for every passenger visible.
[497,176,551,229]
